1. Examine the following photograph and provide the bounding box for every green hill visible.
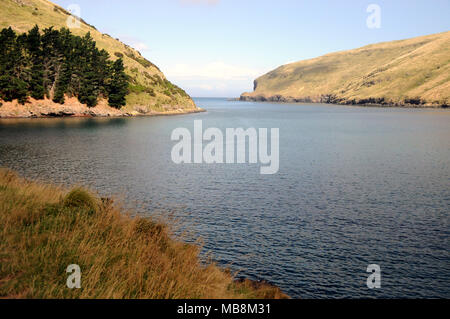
[0,0,198,114]
[241,31,450,107]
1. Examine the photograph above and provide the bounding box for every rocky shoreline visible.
[239,94,449,108]
[0,97,205,119]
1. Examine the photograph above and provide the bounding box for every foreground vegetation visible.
[0,169,288,299]
[241,31,450,107]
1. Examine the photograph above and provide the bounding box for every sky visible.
[52,0,450,97]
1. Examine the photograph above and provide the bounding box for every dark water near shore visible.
[1,98,449,298]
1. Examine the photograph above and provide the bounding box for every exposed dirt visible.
[0,97,204,118]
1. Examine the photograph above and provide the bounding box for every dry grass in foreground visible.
[0,169,288,299]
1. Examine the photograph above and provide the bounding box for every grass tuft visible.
[62,188,98,214]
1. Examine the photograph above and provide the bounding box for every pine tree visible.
[107,58,128,109]
[0,27,29,104]
[26,26,45,100]
[0,27,129,109]
[0,75,28,104]
[53,61,71,104]
[41,27,62,99]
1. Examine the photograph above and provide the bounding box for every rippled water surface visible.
[1,98,449,298]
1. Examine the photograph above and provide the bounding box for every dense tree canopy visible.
[0,26,128,109]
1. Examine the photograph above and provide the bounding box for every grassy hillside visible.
[241,31,450,107]
[0,0,197,114]
[0,168,288,298]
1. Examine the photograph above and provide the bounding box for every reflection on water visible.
[0,98,449,298]
[0,117,128,130]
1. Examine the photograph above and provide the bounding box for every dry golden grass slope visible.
[0,0,198,114]
[0,169,288,299]
[241,31,450,107]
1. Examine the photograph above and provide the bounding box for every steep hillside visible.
[241,31,450,107]
[0,0,198,115]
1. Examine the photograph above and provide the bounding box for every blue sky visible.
[53,0,450,97]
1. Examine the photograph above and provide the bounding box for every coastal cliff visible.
[241,31,450,108]
[0,0,199,118]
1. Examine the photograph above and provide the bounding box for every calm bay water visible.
[1,98,449,298]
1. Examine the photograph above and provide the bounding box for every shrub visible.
[124,50,160,71]
[62,188,98,213]
[134,218,165,237]
[129,84,155,96]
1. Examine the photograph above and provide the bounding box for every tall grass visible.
[0,169,288,299]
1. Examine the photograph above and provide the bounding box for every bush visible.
[84,95,98,107]
[153,74,164,85]
[62,188,98,213]
[129,84,155,96]
[124,50,160,71]
[134,218,165,237]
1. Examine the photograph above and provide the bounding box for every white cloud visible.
[165,61,263,81]
[179,0,220,6]
[132,42,150,52]
[117,35,151,53]
[192,84,214,91]
[162,61,265,97]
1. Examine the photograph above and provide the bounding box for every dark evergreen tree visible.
[107,58,128,109]
[0,26,129,109]
[26,25,45,100]
[0,27,29,104]
[0,75,28,104]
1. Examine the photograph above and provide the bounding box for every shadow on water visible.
[0,117,128,131]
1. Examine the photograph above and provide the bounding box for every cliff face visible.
[241,31,450,108]
[0,0,198,116]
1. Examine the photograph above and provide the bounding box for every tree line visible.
[0,26,128,109]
